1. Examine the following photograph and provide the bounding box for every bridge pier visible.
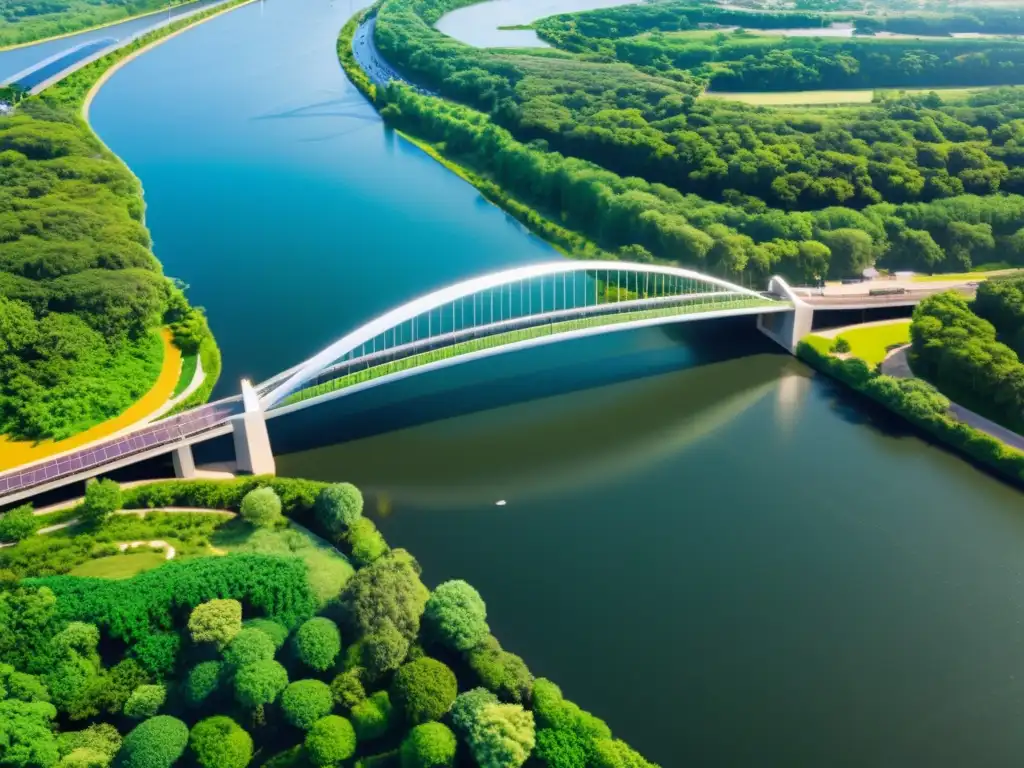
[232,380,276,476]
[757,276,813,353]
[172,444,197,479]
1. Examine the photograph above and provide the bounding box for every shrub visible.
[305,715,357,766]
[451,688,498,734]
[351,690,393,741]
[347,518,389,566]
[459,702,535,768]
[185,661,224,707]
[0,699,59,768]
[295,617,341,672]
[57,724,121,765]
[391,658,457,725]
[116,715,189,768]
[131,632,180,678]
[330,668,366,709]
[53,621,100,657]
[315,483,364,534]
[7,671,49,703]
[467,639,533,704]
[364,623,410,677]
[281,679,335,730]
[188,599,242,649]
[424,580,489,652]
[234,660,288,709]
[223,627,277,669]
[243,618,289,649]
[531,680,610,741]
[81,479,121,525]
[189,716,253,768]
[123,685,166,720]
[240,487,282,529]
[590,738,657,768]
[831,336,851,353]
[535,728,588,768]
[0,504,35,543]
[400,722,456,768]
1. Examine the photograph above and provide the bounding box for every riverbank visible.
[798,334,1024,488]
[0,330,182,472]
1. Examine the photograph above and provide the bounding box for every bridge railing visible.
[263,261,781,408]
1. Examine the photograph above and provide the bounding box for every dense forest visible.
[910,278,1024,434]
[0,0,195,47]
[0,476,658,767]
[0,12,215,441]
[362,0,1024,282]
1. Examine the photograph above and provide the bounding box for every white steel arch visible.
[261,260,775,408]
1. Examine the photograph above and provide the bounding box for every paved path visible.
[881,345,1024,452]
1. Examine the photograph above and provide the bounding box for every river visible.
[87,0,1024,765]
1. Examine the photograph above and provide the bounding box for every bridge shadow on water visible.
[261,316,783,459]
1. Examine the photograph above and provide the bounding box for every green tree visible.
[294,617,341,672]
[56,724,121,767]
[391,658,458,725]
[185,661,224,707]
[467,638,533,704]
[351,690,394,741]
[424,580,489,651]
[116,715,189,768]
[0,699,58,768]
[81,478,120,526]
[330,668,366,710]
[315,483,364,534]
[234,660,288,710]
[459,702,535,768]
[242,618,289,649]
[188,716,253,768]
[590,738,658,768]
[0,504,35,543]
[223,627,277,669]
[818,228,872,279]
[240,487,282,529]
[188,599,242,649]
[305,715,357,766]
[123,684,166,720]
[400,722,457,768]
[831,337,851,354]
[347,518,389,567]
[535,728,588,768]
[281,679,335,731]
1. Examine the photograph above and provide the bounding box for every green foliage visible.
[0,505,35,543]
[57,724,121,767]
[262,746,306,768]
[535,728,588,768]
[122,477,325,518]
[0,699,58,768]
[82,479,121,526]
[295,617,341,672]
[831,336,851,354]
[243,618,290,649]
[223,627,277,669]
[305,715,357,766]
[0,584,59,673]
[347,518,390,567]
[315,483,364,535]
[590,738,658,768]
[188,716,253,768]
[351,690,394,741]
[281,679,336,731]
[185,661,224,708]
[4,670,49,703]
[424,580,489,652]
[400,722,456,768]
[466,638,533,704]
[233,660,288,709]
[240,487,283,529]
[28,555,317,674]
[391,658,458,725]
[330,668,366,709]
[116,715,189,768]
[451,695,535,768]
[341,550,428,675]
[188,599,242,649]
[122,684,165,720]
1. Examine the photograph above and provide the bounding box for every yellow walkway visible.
[0,329,182,472]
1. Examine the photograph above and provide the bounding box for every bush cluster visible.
[391,658,458,725]
[295,617,342,672]
[281,679,335,730]
[305,715,357,766]
[188,716,253,768]
[240,487,283,529]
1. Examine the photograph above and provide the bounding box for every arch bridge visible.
[260,261,793,412]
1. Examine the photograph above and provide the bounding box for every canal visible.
[88,0,1024,765]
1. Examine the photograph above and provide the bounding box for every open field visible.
[68,550,169,578]
[912,268,1024,282]
[703,85,1002,105]
[836,320,911,366]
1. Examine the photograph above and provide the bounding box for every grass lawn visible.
[837,321,911,366]
[172,353,198,397]
[210,519,354,606]
[912,267,1024,282]
[68,551,168,579]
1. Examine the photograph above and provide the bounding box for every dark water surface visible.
[90,1,1024,765]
